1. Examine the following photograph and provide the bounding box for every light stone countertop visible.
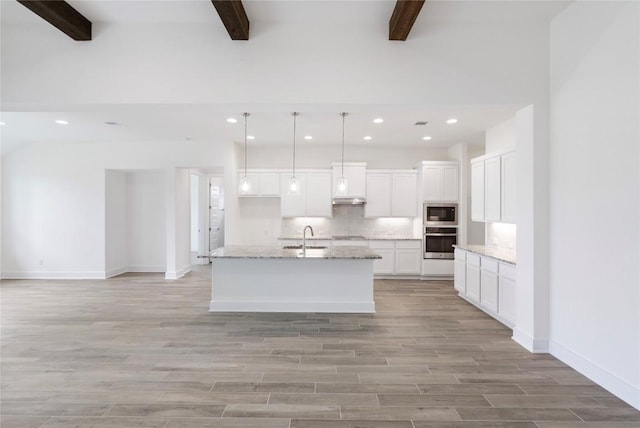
[211,245,382,259]
[278,236,421,241]
[454,244,516,265]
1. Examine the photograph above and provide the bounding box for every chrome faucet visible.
[303,225,314,254]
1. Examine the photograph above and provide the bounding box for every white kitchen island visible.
[209,246,381,313]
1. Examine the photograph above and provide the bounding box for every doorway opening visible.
[190,172,224,265]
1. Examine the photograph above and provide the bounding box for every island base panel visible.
[210,258,375,313]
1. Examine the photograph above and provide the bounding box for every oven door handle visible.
[424,233,457,237]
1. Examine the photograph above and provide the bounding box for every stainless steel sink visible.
[282,245,327,250]
[296,248,327,258]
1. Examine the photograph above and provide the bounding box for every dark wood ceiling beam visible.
[17,0,91,41]
[389,0,425,41]
[211,0,250,40]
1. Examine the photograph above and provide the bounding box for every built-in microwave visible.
[423,203,458,226]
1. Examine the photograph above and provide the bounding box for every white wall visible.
[2,141,234,278]
[2,143,107,278]
[466,145,486,245]
[485,116,517,153]
[127,171,166,272]
[447,143,470,246]
[549,1,640,408]
[105,170,127,276]
[175,168,191,277]
[190,174,199,253]
[238,145,451,170]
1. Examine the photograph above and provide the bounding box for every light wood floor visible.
[2,265,639,428]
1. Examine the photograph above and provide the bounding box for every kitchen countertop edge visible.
[278,236,421,241]
[211,245,382,260]
[454,244,517,265]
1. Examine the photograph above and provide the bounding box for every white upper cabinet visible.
[280,173,307,217]
[365,173,392,217]
[391,173,417,217]
[365,171,417,218]
[306,172,332,217]
[237,172,259,196]
[470,161,485,221]
[470,151,516,224]
[422,167,441,201]
[501,152,517,224]
[419,162,459,202]
[238,171,280,197]
[331,162,366,198]
[259,172,281,197]
[441,166,459,202]
[280,171,332,218]
[485,156,502,222]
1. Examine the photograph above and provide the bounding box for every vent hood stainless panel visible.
[332,197,366,205]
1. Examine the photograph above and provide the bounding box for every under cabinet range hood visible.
[332,197,366,205]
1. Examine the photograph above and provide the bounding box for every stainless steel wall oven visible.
[424,227,457,259]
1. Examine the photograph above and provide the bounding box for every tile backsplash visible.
[281,205,417,238]
[486,222,517,252]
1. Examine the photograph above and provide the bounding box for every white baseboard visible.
[127,265,166,273]
[420,275,454,280]
[2,271,106,280]
[512,328,549,353]
[165,265,191,280]
[375,274,423,280]
[549,339,640,410]
[210,300,376,313]
[105,266,127,278]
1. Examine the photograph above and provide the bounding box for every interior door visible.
[209,176,225,253]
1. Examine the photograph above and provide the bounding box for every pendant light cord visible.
[341,112,347,177]
[292,112,297,178]
[243,112,249,177]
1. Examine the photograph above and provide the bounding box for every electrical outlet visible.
[39,259,44,266]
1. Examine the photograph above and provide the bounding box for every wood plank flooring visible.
[2,265,639,427]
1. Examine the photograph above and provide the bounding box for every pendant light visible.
[337,112,349,195]
[239,112,251,194]
[288,112,300,195]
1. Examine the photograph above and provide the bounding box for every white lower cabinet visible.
[369,241,395,275]
[394,241,422,275]
[465,254,481,302]
[454,250,466,293]
[480,259,499,313]
[498,263,516,325]
[332,240,369,247]
[453,248,516,328]
[369,240,421,276]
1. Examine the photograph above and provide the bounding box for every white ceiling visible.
[1,0,570,25]
[0,104,520,150]
[0,0,569,153]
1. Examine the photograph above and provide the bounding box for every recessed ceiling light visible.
[226,117,237,123]
[247,135,255,140]
[446,118,458,124]
[422,136,432,141]
[55,120,69,125]
[373,118,384,124]
[363,136,372,141]
[304,135,313,140]
[0,121,5,126]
